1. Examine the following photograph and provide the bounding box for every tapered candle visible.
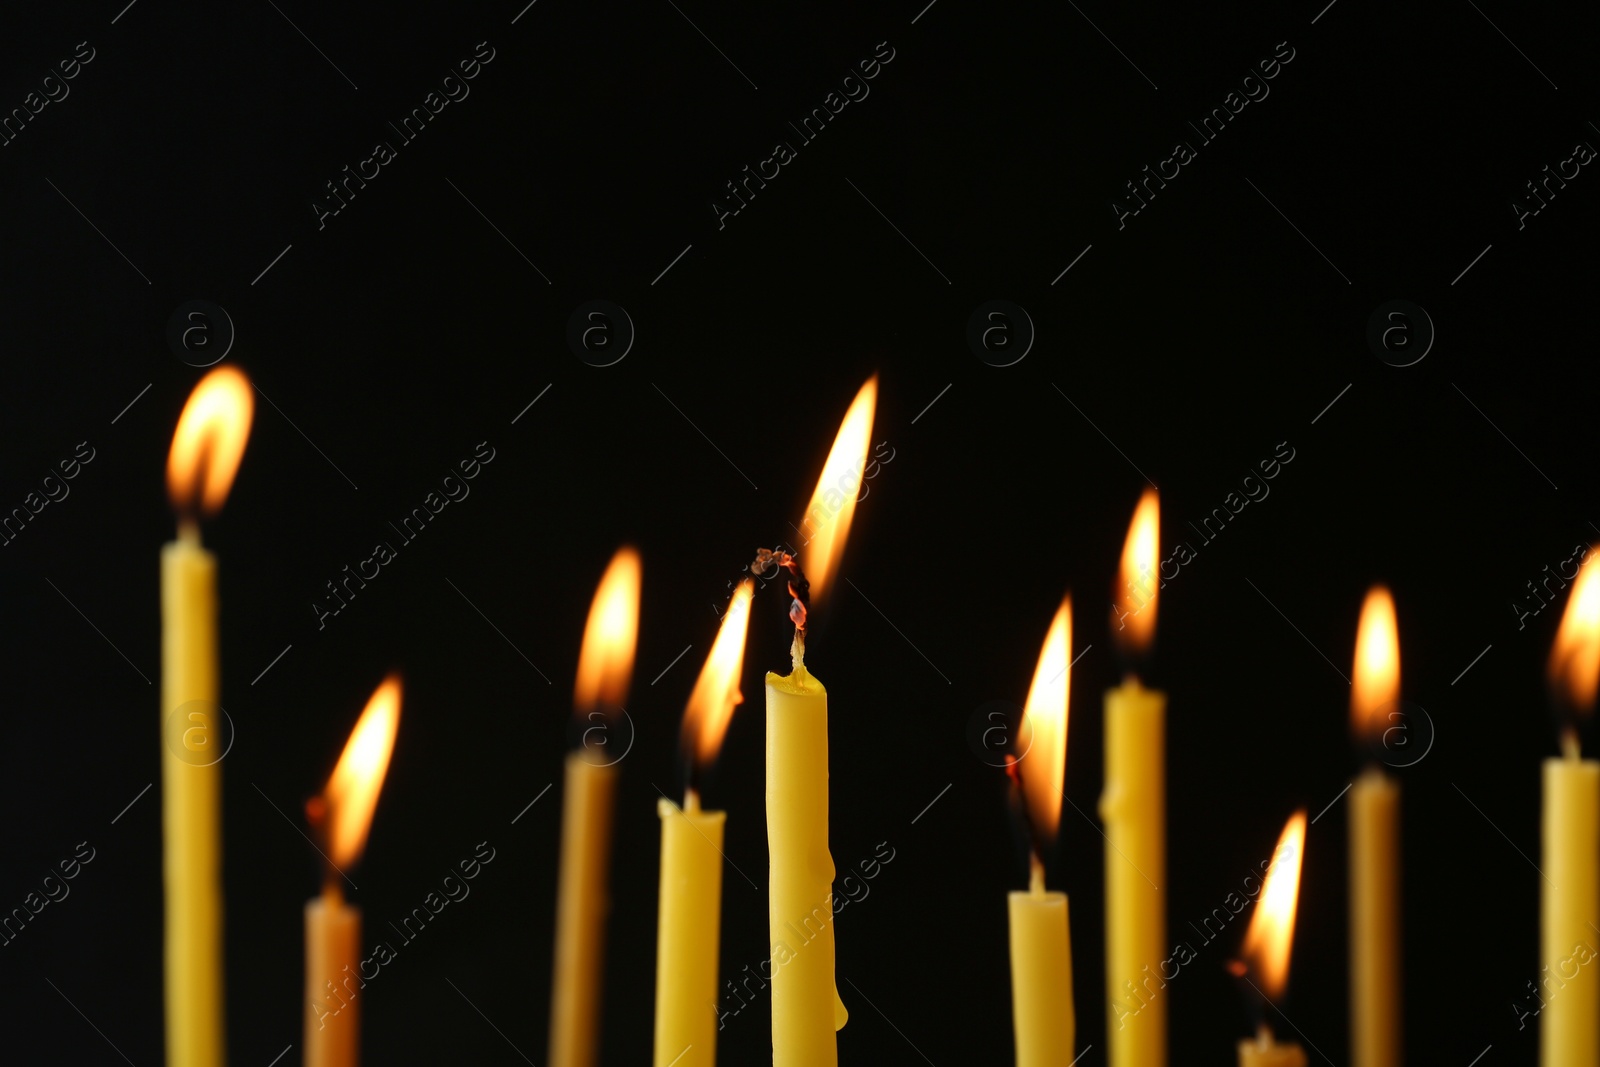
[1102,489,1167,1067]
[1348,587,1400,1067]
[653,579,754,1067]
[763,376,876,1066]
[1542,555,1600,1067]
[1233,811,1308,1067]
[162,367,253,1067]
[549,548,641,1067]
[303,677,401,1067]
[1008,596,1076,1065]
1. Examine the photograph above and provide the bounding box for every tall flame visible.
[1351,586,1400,743]
[167,366,254,516]
[1550,549,1600,718]
[1240,809,1307,1001]
[797,376,877,606]
[573,547,642,714]
[1019,596,1072,841]
[682,580,754,767]
[324,675,402,869]
[1114,489,1160,655]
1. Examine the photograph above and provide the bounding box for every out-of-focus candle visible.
[1233,812,1308,1067]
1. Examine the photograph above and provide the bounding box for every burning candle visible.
[1542,554,1600,1067]
[161,366,253,1067]
[1348,586,1401,1067]
[1232,810,1309,1067]
[1007,596,1077,1066]
[653,579,754,1067]
[303,677,402,1067]
[549,547,641,1067]
[760,376,876,1066]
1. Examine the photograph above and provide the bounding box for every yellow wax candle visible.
[549,548,640,1067]
[305,886,361,1067]
[1009,856,1075,1066]
[766,658,847,1066]
[1542,747,1600,1066]
[654,792,727,1067]
[1237,1027,1307,1067]
[1102,489,1166,1067]
[1348,587,1401,1067]
[161,366,253,1067]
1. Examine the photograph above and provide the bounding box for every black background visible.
[1,0,1596,1063]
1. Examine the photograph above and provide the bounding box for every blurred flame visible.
[1114,490,1160,654]
[573,547,642,713]
[798,376,877,605]
[682,580,754,767]
[1351,586,1400,742]
[1240,809,1307,1001]
[324,675,402,869]
[1019,596,1071,840]
[167,366,254,515]
[1550,552,1600,716]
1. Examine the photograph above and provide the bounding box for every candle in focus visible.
[550,547,641,1067]
[162,367,253,1067]
[1234,811,1308,1067]
[304,677,402,1067]
[1101,489,1167,1067]
[766,376,875,1066]
[653,579,754,1067]
[1008,596,1076,1066]
[1348,586,1400,1067]
[1542,554,1600,1067]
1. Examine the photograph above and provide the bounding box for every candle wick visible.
[177,516,201,546]
[684,787,701,813]
[1562,727,1582,761]
[1255,1021,1273,1048]
[1028,850,1045,895]
[790,628,806,671]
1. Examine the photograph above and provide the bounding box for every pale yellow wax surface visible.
[1237,1030,1308,1067]
[653,793,728,1067]
[1008,863,1075,1066]
[305,888,362,1067]
[1349,765,1400,1067]
[1542,754,1600,1067]
[549,752,619,1067]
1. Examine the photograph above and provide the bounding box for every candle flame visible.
[573,546,642,714]
[796,376,877,606]
[682,580,754,767]
[1240,809,1307,1002]
[1114,489,1160,655]
[1019,595,1071,841]
[1351,586,1400,743]
[167,366,254,516]
[324,675,402,869]
[1550,549,1600,718]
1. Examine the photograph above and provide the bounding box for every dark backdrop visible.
[1,0,1595,1063]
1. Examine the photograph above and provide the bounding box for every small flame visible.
[1351,586,1400,743]
[1240,809,1307,1001]
[324,675,402,869]
[1550,550,1600,717]
[573,547,642,714]
[797,376,877,606]
[1019,596,1071,841]
[1114,490,1160,655]
[167,366,254,516]
[682,580,754,767]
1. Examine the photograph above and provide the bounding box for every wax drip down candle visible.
[1229,811,1309,1067]
[161,366,254,1067]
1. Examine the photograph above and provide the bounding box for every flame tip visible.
[167,366,255,516]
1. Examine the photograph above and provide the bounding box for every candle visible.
[1008,596,1076,1065]
[1542,556,1600,1067]
[161,367,253,1067]
[303,677,401,1067]
[653,579,754,1067]
[549,547,641,1067]
[1233,811,1308,1067]
[1348,586,1401,1067]
[763,376,876,1066]
[1101,489,1167,1066]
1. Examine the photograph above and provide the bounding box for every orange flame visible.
[1240,809,1307,1001]
[797,376,877,605]
[324,675,402,869]
[1351,586,1400,743]
[573,547,642,714]
[167,366,254,516]
[1019,595,1072,840]
[1550,550,1600,717]
[1114,490,1160,654]
[682,580,754,767]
